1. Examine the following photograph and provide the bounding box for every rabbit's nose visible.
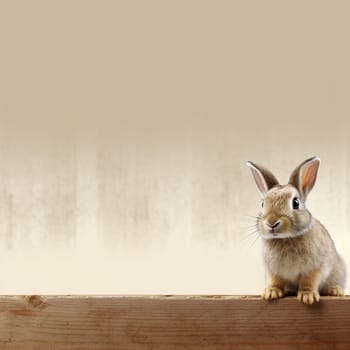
[266,221,281,229]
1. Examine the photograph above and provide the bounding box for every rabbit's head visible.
[247,157,320,240]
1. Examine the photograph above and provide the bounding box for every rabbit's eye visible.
[261,201,264,208]
[292,197,300,209]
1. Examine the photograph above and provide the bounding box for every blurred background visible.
[0,0,349,294]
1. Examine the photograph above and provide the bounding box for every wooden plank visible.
[0,295,349,349]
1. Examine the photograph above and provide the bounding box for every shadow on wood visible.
[0,295,349,349]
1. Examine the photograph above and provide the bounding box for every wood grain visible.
[0,295,349,349]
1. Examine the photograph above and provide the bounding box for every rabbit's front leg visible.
[297,269,321,304]
[262,273,285,300]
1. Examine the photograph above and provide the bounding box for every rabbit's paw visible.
[297,288,320,304]
[262,287,284,300]
[329,286,344,296]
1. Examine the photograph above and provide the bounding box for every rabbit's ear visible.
[247,161,279,195]
[289,157,320,200]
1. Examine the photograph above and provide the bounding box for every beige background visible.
[0,0,349,294]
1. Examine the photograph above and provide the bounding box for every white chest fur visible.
[262,237,327,283]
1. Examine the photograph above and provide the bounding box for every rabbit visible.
[247,157,346,304]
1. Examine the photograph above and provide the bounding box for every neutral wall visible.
[0,0,349,294]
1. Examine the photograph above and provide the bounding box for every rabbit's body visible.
[262,217,345,296]
[247,157,346,304]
